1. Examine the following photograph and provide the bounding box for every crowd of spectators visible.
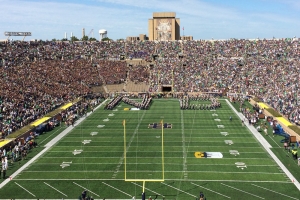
[0,38,300,138]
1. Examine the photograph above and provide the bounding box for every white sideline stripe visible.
[225,99,300,191]
[161,182,197,198]
[73,182,100,197]
[15,182,36,197]
[102,182,132,197]
[251,184,299,200]
[131,182,165,197]
[191,182,231,199]
[44,182,67,197]
[0,100,109,189]
[39,126,64,145]
[12,179,293,183]
[221,183,264,199]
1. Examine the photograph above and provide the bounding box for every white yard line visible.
[73,182,100,197]
[191,182,231,199]
[15,182,36,197]
[21,170,285,174]
[0,100,108,189]
[131,182,165,197]
[161,182,197,198]
[44,182,68,197]
[102,182,132,197]
[39,156,283,159]
[251,184,299,200]
[221,183,265,199]
[14,179,292,183]
[225,99,300,191]
[31,163,279,167]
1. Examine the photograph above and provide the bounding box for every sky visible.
[0,0,300,41]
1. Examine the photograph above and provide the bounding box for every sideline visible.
[225,99,300,191]
[0,99,109,189]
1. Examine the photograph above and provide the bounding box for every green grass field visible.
[0,99,299,199]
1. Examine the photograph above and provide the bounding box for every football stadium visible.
[1,7,300,200]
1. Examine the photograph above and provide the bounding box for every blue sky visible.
[1,0,300,41]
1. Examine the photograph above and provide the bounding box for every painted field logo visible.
[90,132,98,136]
[194,151,223,158]
[212,113,218,116]
[108,113,114,116]
[220,132,229,136]
[60,161,72,168]
[225,140,233,145]
[229,150,239,156]
[82,140,91,145]
[113,109,118,111]
[214,119,221,121]
[103,118,109,121]
[235,162,247,169]
[210,110,216,112]
[217,125,225,128]
[73,149,83,155]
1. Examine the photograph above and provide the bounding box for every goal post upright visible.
[123,118,165,198]
[123,119,126,180]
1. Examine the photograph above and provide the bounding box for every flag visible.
[123,120,125,126]
[182,27,184,31]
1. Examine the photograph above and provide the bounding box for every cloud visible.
[0,0,299,40]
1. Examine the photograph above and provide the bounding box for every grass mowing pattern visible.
[0,99,299,199]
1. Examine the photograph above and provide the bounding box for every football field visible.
[0,99,299,199]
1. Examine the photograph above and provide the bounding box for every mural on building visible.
[157,19,172,41]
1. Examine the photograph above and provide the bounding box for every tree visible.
[52,38,57,41]
[101,37,111,42]
[70,36,79,42]
[89,37,97,41]
[81,35,89,41]
[61,38,68,41]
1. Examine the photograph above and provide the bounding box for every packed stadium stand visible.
[0,39,300,138]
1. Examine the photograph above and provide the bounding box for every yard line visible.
[13,179,293,183]
[161,182,197,198]
[54,145,264,148]
[73,182,100,197]
[32,163,278,167]
[102,182,132,197]
[221,183,265,199]
[22,170,285,174]
[40,156,279,159]
[251,184,299,200]
[131,182,165,197]
[191,182,231,199]
[15,182,36,197]
[44,182,67,197]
